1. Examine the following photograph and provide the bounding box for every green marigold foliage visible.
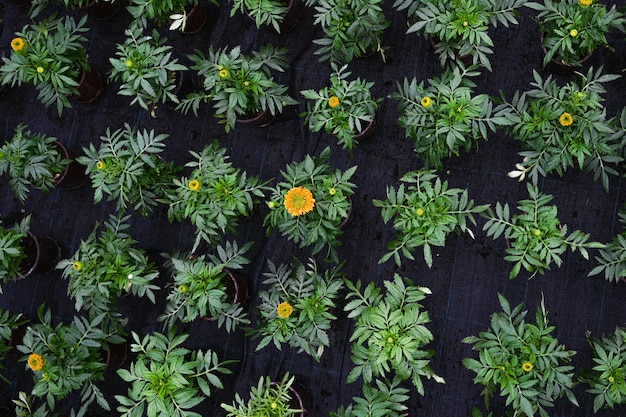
[462,294,578,417]
[230,0,288,33]
[589,211,626,282]
[483,182,604,279]
[221,373,302,417]
[583,327,626,412]
[374,169,489,267]
[251,258,344,362]
[391,65,512,169]
[329,378,409,417]
[504,67,622,192]
[0,215,30,290]
[343,274,444,394]
[116,329,234,417]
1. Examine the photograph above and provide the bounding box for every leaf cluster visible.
[329,378,409,417]
[78,123,180,216]
[309,0,389,65]
[19,305,125,416]
[221,373,302,417]
[373,169,490,267]
[462,294,578,417]
[263,147,357,263]
[0,308,26,381]
[343,274,445,394]
[0,123,70,203]
[582,326,626,412]
[178,45,298,132]
[251,257,344,361]
[0,15,90,116]
[163,140,269,251]
[57,213,160,321]
[504,67,622,192]
[230,0,289,33]
[391,64,512,169]
[108,25,188,113]
[526,0,625,67]
[483,182,604,279]
[589,211,626,283]
[127,0,201,28]
[0,215,30,290]
[301,63,382,152]
[116,329,235,417]
[394,0,526,70]
[158,240,252,332]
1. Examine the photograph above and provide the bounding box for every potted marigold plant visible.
[343,275,445,394]
[504,67,623,192]
[115,328,235,417]
[78,123,180,216]
[330,378,409,417]
[483,182,604,279]
[393,0,526,71]
[0,15,102,116]
[108,24,188,116]
[373,169,490,267]
[19,305,126,415]
[526,0,625,71]
[250,257,344,362]
[57,214,160,322]
[177,45,298,132]
[162,141,269,251]
[580,326,626,412]
[462,294,578,417]
[263,147,357,263]
[0,123,86,204]
[229,0,299,33]
[307,0,389,64]
[158,240,252,332]
[221,373,307,417]
[390,64,513,169]
[300,64,382,153]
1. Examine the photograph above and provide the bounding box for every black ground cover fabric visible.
[0,0,626,416]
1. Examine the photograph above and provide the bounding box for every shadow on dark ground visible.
[0,0,626,416]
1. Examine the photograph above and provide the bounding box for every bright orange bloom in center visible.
[284,187,315,216]
[277,302,293,318]
[559,112,573,127]
[328,96,340,108]
[28,353,44,371]
[11,38,25,52]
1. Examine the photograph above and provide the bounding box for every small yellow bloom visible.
[178,285,187,293]
[534,229,541,236]
[328,96,340,108]
[277,302,293,318]
[421,97,432,108]
[522,361,533,372]
[267,201,276,209]
[284,187,315,217]
[462,21,469,27]
[329,188,337,196]
[271,403,278,409]
[36,67,44,74]
[125,59,133,68]
[219,69,229,78]
[244,81,250,87]
[416,208,424,216]
[96,161,106,170]
[10,38,25,52]
[28,353,44,371]
[72,261,83,271]
[188,180,200,191]
[608,376,615,383]
[559,112,573,127]
[387,336,394,343]
[579,0,592,6]
[570,29,578,37]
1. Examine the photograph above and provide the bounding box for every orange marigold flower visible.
[11,38,25,52]
[277,302,293,318]
[328,96,340,108]
[559,112,573,127]
[579,0,592,6]
[284,187,315,216]
[28,353,44,371]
